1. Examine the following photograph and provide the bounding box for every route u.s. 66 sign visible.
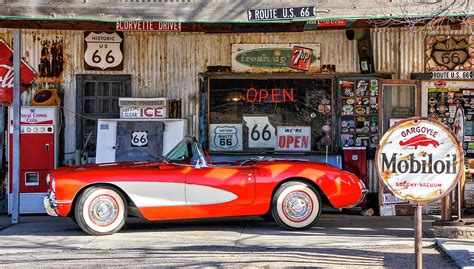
[84,32,124,71]
[375,117,463,204]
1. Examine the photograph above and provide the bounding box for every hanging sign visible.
[116,21,182,32]
[376,117,463,204]
[84,32,124,71]
[247,6,316,21]
[209,124,243,151]
[0,40,37,104]
[277,126,311,151]
[243,116,276,148]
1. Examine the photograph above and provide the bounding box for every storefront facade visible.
[0,23,472,213]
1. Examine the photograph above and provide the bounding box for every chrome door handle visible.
[239,172,253,181]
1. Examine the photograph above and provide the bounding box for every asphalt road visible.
[0,214,457,268]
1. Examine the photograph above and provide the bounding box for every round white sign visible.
[375,117,463,204]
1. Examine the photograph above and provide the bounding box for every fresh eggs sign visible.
[376,117,463,204]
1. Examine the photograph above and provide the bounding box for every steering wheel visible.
[239,159,255,166]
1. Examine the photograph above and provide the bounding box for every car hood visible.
[51,159,168,177]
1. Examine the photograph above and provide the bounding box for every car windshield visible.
[165,137,202,165]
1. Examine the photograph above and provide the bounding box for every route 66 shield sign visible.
[84,32,124,70]
[210,124,243,151]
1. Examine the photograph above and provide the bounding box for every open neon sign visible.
[246,88,294,103]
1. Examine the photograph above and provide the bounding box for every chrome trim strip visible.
[53,200,72,204]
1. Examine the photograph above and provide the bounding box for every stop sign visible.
[0,39,37,104]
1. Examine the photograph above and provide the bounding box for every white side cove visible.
[111,182,237,207]
[186,184,238,205]
[112,182,186,207]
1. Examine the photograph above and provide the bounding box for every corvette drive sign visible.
[376,117,463,203]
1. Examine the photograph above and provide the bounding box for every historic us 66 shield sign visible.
[375,117,463,204]
[84,32,124,70]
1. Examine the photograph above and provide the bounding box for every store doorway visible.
[378,79,420,215]
[76,74,132,161]
[380,79,421,133]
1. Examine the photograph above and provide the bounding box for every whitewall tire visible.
[271,181,322,230]
[75,186,127,236]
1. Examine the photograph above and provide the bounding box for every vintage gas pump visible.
[7,106,59,213]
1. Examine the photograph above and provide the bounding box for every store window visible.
[76,74,131,157]
[207,78,334,153]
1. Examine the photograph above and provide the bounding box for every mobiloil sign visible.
[375,117,463,269]
[376,117,463,203]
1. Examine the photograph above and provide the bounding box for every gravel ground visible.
[0,215,458,268]
[0,245,456,268]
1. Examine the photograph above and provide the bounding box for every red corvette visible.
[44,137,367,235]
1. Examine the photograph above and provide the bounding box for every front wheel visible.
[75,186,127,236]
[271,181,322,230]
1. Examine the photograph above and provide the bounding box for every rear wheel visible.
[271,181,322,230]
[75,186,127,236]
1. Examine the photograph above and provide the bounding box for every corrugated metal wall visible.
[372,26,473,78]
[0,25,471,162]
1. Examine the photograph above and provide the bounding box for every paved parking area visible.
[0,214,457,268]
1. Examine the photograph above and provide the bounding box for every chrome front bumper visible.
[356,180,369,206]
[43,196,58,217]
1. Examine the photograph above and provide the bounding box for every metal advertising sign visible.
[0,39,37,104]
[119,98,169,119]
[120,107,167,119]
[84,32,124,71]
[19,107,55,124]
[277,126,311,151]
[209,124,243,151]
[232,44,321,73]
[290,46,313,71]
[247,6,316,21]
[376,117,463,204]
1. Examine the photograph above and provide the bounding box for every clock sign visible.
[84,32,124,71]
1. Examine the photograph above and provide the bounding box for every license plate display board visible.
[426,85,474,155]
[339,78,379,151]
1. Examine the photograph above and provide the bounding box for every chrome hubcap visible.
[89,195,119,226]
[283,191,313,222]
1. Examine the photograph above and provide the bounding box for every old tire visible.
[271,181,322,230]
[75,186,127,236]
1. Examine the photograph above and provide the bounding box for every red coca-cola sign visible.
[0,39,37,104]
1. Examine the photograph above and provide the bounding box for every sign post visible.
[376,117,463,269]
[11,29,21,224]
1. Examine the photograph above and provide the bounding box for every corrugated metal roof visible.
[0,0,472,23]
